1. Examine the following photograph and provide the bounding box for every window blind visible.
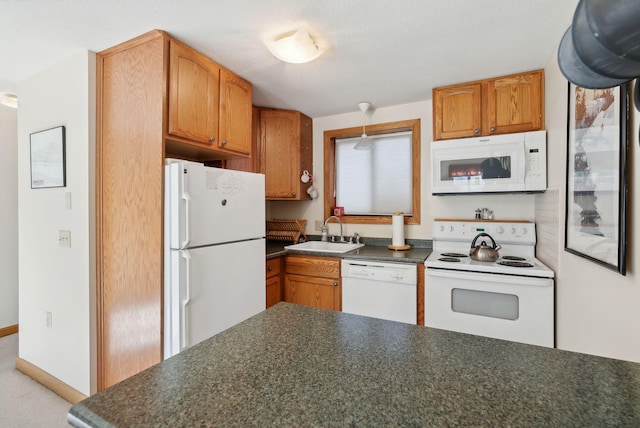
[335,131,412,215]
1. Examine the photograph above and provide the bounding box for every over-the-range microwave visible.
[430,130,547,195]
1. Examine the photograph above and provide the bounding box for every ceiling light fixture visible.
[354,102,373,151]
[0,93,18,109]
[265,29,324,64]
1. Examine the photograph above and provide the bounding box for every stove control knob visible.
[521,227,528,235]
[449,225,454,232]
[511,227,517,234]
[495,226,504,234]
[439,225,445,232]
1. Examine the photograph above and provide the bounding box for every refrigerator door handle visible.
[181,192,191,248]
[180,250,192,351]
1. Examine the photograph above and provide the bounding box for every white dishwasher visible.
[341,259,417,324]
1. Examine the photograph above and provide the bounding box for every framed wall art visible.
[30,126,66,189]
[565,83,628,275]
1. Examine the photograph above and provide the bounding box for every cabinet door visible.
[219,68,252,155]
[266,257,282,308]
[284,274,341,311]
[226,107,259,172]
[485,70,543,135]
[168,40,220,145]
[433,83,482,140]
[261,109,300,198]
[266,275,282,308]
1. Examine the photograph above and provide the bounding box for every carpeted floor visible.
[0,334,72,427]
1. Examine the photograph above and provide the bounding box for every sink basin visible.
[284,241,364,254]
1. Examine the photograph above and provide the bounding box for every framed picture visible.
[30,126,66,189]
[565,83,628,275]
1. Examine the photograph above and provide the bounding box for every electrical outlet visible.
[46,311,52,329]
[315,220,323,232]
[59,230,71,247]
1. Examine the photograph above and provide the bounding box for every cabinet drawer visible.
[266,257,282,278]
[285,255,340,279]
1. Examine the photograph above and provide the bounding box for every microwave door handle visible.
[519,141,526,183]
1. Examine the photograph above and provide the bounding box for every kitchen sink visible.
[284,241,364,254]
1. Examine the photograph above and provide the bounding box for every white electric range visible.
[425,220,555,347]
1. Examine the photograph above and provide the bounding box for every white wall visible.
[18,51,96,395]
[544,53,640,362]
[0,106,18,329]
[269,101,536,240]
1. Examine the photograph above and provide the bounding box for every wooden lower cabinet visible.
[266,257,283,308]
[284,274,341,311]
[284,255,341,311]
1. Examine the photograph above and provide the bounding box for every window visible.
[336,132,412,215]
[324,119,420,225]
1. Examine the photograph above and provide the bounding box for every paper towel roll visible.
[392,212,405,247]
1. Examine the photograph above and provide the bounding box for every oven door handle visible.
[425,268,552,287]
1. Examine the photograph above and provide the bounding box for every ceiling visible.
[1,0,578,118]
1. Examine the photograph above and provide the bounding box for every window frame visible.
[323,118,420,225]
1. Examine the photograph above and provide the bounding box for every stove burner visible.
[438,257,461,262]
[501,256,526,261]
[441,252,468,258]
[497,261,534,268]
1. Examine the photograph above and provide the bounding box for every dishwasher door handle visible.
[348,270,372,278]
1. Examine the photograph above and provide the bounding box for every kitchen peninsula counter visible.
[69,303,640,427]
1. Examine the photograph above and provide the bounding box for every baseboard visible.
[0,324,18,338]
[15,357,87,404]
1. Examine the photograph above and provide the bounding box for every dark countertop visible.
[69,303,640,427]
[267,237,432,264]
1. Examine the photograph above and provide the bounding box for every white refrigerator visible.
[164,159,266,359]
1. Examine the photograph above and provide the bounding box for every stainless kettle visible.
[469,233,502,262]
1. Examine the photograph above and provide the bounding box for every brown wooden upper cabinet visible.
[167,38,252,159]
[259,108,313,200]
[433,70,544,140]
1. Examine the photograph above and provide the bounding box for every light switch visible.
[59,230,71,247]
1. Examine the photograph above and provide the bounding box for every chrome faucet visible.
[321,216,343,242]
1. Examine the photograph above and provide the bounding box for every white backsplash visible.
[535,187,561,273]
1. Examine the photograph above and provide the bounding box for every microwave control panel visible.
[523,131,547,188]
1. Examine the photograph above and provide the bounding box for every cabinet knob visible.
[333,281,338,287]
[474,128,479,134]
[490,127,496,132]
[268,266,273,272]
[209,136,216,143]
[292,192,296,196]
[221,140,227,146]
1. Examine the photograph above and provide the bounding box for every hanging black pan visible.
[571,0,640,80]
[557,26,628,89]
[634,78,640,112]
[558,0,640,89]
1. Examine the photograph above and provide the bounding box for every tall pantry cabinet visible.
[96,30,252,390]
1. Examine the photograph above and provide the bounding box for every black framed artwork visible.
[565,83,628,275]
[29,126,66,189]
